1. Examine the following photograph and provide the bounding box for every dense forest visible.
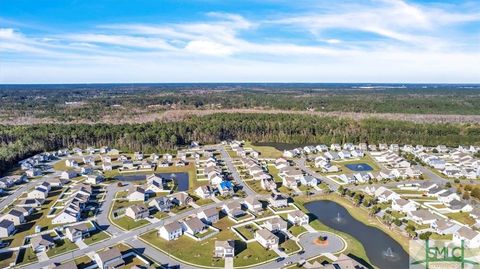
[1,113,479,174]
[1,83,480,123]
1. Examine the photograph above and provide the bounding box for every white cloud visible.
[1,2,479,83]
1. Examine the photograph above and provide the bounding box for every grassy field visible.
[280,239,301,254]
[47,238,79,257]
[245,142,283,159]
[244,180,271,195]
[140,216,278,267]
[83,230,110,245]
[445,212,476,226]
[74,255,95,269]
[112,216,150,230]
[288,225,307,237]
[235,224,258,240]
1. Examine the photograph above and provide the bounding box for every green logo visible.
[410,240,479,269]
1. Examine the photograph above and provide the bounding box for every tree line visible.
[1,113,479,174]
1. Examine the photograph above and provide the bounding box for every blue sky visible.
[1,0,479,83]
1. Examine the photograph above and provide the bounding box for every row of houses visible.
[366,186,480,248]
[415,151,480,179]
[52,183,93,224]
[335,167,422,184]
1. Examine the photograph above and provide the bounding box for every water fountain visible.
[382,247,400,261]
[335,212,342,222]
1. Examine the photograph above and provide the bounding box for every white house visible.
[287,210,309,226]
[94,247,125,269]
[268,193,288,208]
[158,221,183,241]
[243,196,263,212]
[181,217,206,235]
[61,170,78,180]
[27,187,48,200]
[453,226,480,248]
[408,209,438,225]
[214,240,235,258]
[264,217,288,232]
[0,219,15,238]
[197,207,219,224]
[255,229,279,249]
[391,199,417,213]
[127,187,146,202]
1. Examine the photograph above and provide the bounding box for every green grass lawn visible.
[47,238,79,257]
[74,255,95,269]
[288,225,307,237]
[280,239,301,254]
[83,231,111,245]
[244,180,271,195]
[245,142,283,159]
[195,198,214,206]
[445,212,476,226]
[16,247,38,266]
[235,224,258,240]
[140,216,278,267]
[112,216,149,230]
[266,165,283,183]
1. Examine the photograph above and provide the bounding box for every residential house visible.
[408,209,438,225]
[431,219,461,235]
[449,200,473,213]
[149,197,172,212]
[182,217,206,235]
[1,209,25,225]
[85,174,104,185]
[0,219,15,238]
[127,187,146,202]
[169,192,192,206]
[392,199,417,213]
[255,229,279,249]
[268,193,288,208]
[260,178,277,191]
[282,176,298,189]
[30,234,55,253]
[94,247,125,269]
[218,181,234,196]
[65,223,91,242]
[453,226,480,248]
[222,201,245,218]
[158,221,183,241]
[214,240,235,258]
[27,187,48,200]
[300,176,318,187]
[122,160,134,170]
[195,185,213,199]
[61,170,78,180]
[125,204,150,221]
[66,159,79,168]
[438,190,461,204]
[287,210,309,226]
[197,208,219,224]
[243,196,263,212]
[102,163,112,171]
[264,217,288,232]
[26,168,42,177]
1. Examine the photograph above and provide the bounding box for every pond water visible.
[345,163,373,172]
[305,200,409,269]
[115,172,189,191]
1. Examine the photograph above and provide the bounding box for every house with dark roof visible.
[0,219,15,238]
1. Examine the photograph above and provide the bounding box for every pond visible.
[345,163,373,172]
[115,172,189,191]
[305,200,409,269]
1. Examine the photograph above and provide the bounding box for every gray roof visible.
[162,221,182,233]
[456,226,479,240]
[256,228,278,241]
[96,247,122,263]
[0,219,14,228]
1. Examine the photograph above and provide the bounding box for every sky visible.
[1,0,480,83]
